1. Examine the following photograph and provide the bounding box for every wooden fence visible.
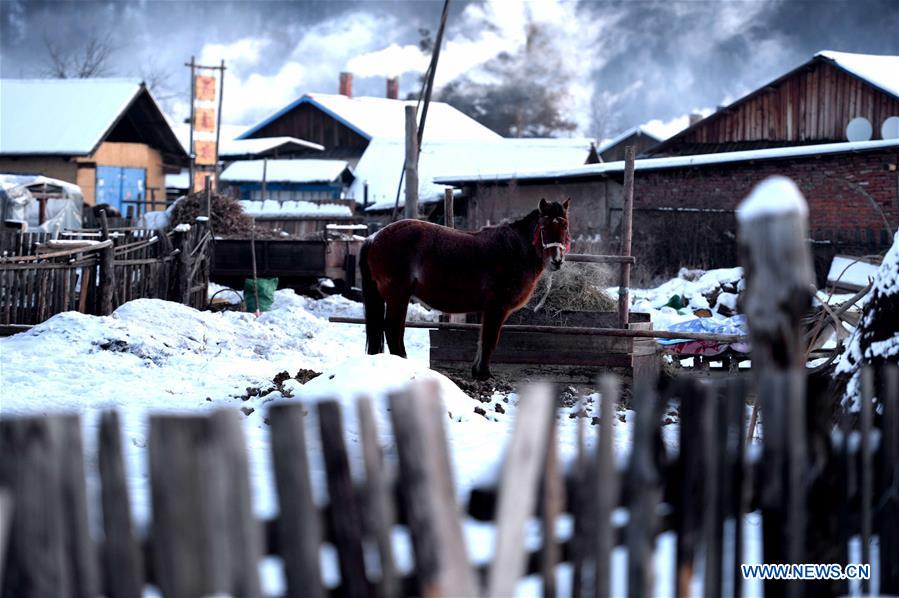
[0,364,896,597]
[0,216,212,331]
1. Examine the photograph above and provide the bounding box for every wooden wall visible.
[247,103,369,153]
[0,156,77,187]
[75,142,165,205]
[671,60,899,147]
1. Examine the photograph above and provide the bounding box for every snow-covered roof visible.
[0,173,83,197]
[816,50,899,99]
[0,79,180,156]
[220,159,353,184]
[239,93,503,142]
[219,137,324,158]
[435,138,899,185]
[240,199,353,219]
[165,170,189,190]
[597,125,662,154]
[355,137,594,211]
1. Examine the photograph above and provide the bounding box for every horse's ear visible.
[563,198,571,212]
[538,198,549,214]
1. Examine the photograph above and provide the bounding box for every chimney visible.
[339,72,353,97]
[689,113,702,126]
[386,76,399,100]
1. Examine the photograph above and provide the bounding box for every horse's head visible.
[535,198,571,271]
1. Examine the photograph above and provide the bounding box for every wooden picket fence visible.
[0,365,897,597]
[0,217,213,332]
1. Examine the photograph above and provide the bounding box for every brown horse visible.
[361,198,571,379]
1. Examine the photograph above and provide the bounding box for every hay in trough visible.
[168,191,253,235]
[526,262,617,315]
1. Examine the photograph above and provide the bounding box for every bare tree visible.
[437,22,577,137]
[42,33,114,78]
[589,90,622,144]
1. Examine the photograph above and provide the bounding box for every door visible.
[95,166,146,213]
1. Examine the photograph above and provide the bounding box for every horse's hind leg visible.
[384,294,411,358]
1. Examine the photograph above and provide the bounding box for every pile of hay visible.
[526,262,617,315]
[168,191,253,235]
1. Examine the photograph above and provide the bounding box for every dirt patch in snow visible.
[444,374,514,403]
[241,368,322,401]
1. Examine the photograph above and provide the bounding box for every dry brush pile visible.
[168,191,253,236]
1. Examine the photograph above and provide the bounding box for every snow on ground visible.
[0,288,666,594]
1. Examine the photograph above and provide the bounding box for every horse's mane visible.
[478,209,539,235]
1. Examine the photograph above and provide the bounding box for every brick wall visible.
[634,148,899,244]
[630,147,899,282]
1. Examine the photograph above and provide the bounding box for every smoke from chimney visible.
[689,113,702,126]
[339,72,353,97]
[386,76,399,100]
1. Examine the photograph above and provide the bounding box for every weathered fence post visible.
[268,403,324,598]
[98,210,117,315]
[626,380,663,598]
[444,187,454,228]
[617,146,635,329]
[0,415,100,597]
[487,382,554,597]
[357,397,399,598]
[881,366,899,593]
[595,374,620,598]
[317,400,370,598]
[540,400,563,598]
[390,381,477,597]
[148,412,262,597]
[737,176,814,598]
[404,105,419,220]
[98,411,144,597]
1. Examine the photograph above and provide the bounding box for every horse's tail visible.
[360,238,385,354]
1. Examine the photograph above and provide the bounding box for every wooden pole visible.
[327,316,748,343]
[444,187,454,228]
[404,105,419,220]
[214,60,226,191]
[617,146,635,329]
[203,174,211,219]
[187,55,196,193]
[737,176,814,598]
[98,210,116,315]
[261,159,268,203]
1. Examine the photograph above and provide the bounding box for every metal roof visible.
[0,78,185,158]
[238,93,502,142]
[220,159,353,184]
[434,138,899,186]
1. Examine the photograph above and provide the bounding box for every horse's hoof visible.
[471,366,492,381]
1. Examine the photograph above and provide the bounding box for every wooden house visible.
[649,50,899,156]
[436,51,899,283]
[597,126,662,161]
[0,79,187,212]
[236,74,501,165]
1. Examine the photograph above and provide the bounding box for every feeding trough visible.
[428,309,658,384]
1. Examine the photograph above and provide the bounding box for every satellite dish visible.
[846,117,873,142]
[882,116,899,140]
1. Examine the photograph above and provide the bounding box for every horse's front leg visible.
[472,306,510,380]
